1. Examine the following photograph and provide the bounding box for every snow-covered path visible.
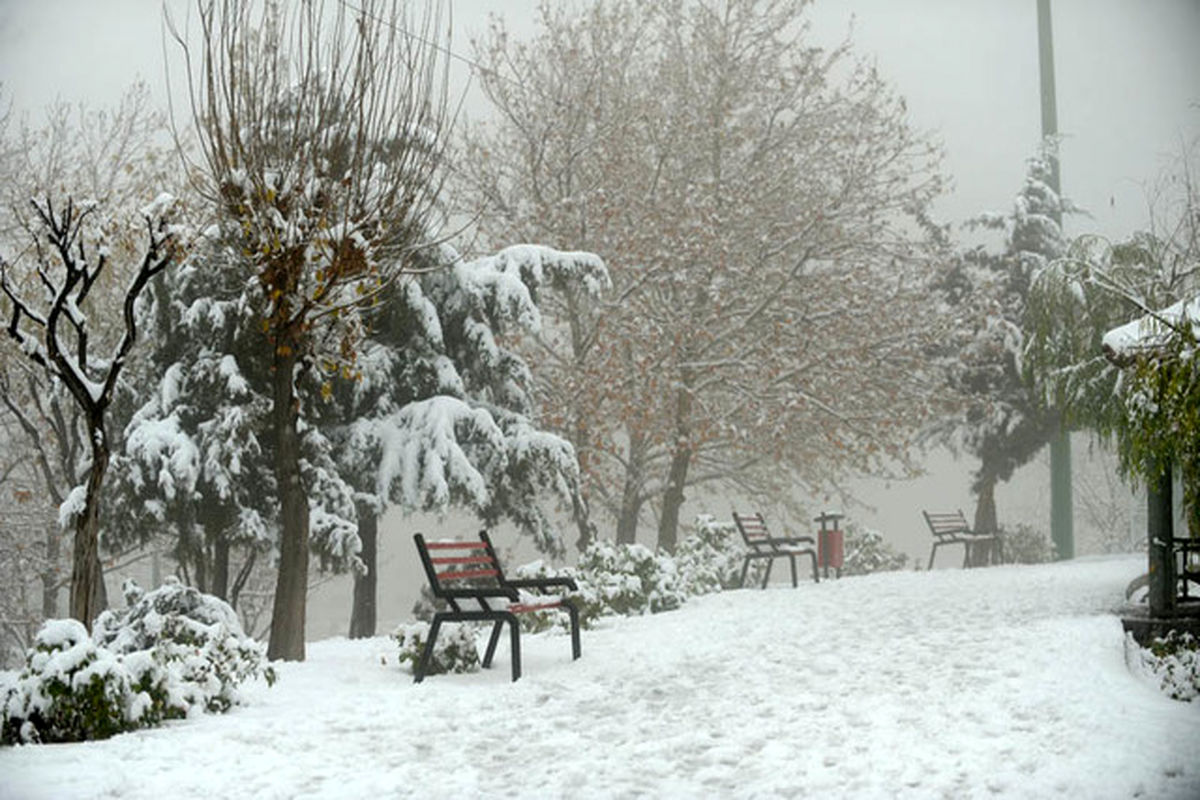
[3,555,1198,799]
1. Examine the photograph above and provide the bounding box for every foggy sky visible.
[1,0,1197,241]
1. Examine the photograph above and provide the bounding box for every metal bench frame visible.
[413,531,581,682]
[922,509,999,569]
[733,512,819,588]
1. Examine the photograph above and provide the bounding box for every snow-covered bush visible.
[841,524,909,576]
[1,579,275,746]
[394,622,480,676]
[411,584,442,623]
[1,620,156,745]
[93,578,274,713]
[1129,631,1200,702]
[575,540,686,618]
[675,515,762,594]
[1000,523,1055,564]
[508,560,587,633]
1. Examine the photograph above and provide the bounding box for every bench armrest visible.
[439,587,520,601]
[506,577,579,592]
[770,536,815,546]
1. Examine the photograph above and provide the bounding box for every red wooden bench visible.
[922,509,1000,569]
[732,512,819,588]
[412,531,581,682]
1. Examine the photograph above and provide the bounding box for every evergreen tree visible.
[928,143,1070,547]
[110,236,359,609]
[324,243,607,637]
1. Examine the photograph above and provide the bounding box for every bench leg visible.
[483,620,504,669]
[808,550,819,584]
[414,615,444,684]
[507,614,521,682]
[761,558,774,589]
[962,541,971,569]
[566,602,581,661]
[739,556,752,589]
[789,554,798,588]
[928,542,939,571]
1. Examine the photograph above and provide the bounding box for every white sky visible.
[0,0,1197,236]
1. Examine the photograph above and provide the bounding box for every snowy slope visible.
[3,555,1198,799]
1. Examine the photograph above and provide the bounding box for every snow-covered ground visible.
[3,554,1198,799]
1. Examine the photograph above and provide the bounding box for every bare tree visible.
[171,0,453,660]
[464,0,947,551]
[0,195,178,629]
[0,83,183,637]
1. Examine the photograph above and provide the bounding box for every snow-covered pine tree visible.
[325,243,608,637]
[111,235,360,614]
[928,141,1071,546]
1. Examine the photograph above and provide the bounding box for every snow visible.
[138,192,176,220]
[1102,296,1200,358]
[3,555,1199,799]
[55,485,88,530]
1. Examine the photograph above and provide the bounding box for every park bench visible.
[732,512,819,588]
[922,509,1000,569]
[412,531,581,682]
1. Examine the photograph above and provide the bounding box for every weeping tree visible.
[171,0,453,660]
[1025,141,1200,538]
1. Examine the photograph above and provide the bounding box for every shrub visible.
[841,523,909,576]
[1129,631,1200,702]
[575,540,687,617]
[1,620,149,745]
[676,515,763,594]
[2,579,274,746]
[411,584,442,623]
[394,622,480,676]
[93,578,274,713]
[507,560,588,633]
[1001,523,1055,564]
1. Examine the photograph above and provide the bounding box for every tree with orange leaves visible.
[465,0,948,552]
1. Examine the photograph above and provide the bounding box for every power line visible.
[334,0,508,87]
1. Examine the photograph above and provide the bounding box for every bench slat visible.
[510,600,565,614]
[431,555,495,565]
[425,541,488,550]
[437,568,500,582]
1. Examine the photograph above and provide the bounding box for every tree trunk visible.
[212,537,231,601]
[230,549,258,612]
[42,525,59,619]
[616,430,646,546]
[90,552,107,617]
[268,348,310,662]
[571,491,596,555]
[69,425,109,631]
[972,473,998,567]
[348,503,377,639]
[656,446,691,555]
[194,543,209,594]
[656,386,694,555]
[616,495,644,546]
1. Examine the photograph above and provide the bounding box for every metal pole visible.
[1037,0,1075,560]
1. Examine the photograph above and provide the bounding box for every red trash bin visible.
[815,511,844,578]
